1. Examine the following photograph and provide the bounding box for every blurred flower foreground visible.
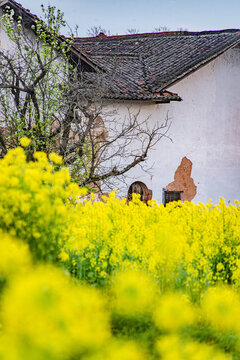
[0,145,240,360]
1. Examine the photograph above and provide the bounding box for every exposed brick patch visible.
[92,115,109,141]
[166,157,197,201]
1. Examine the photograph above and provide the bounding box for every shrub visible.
[0,147,80,262]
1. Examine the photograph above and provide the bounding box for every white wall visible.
[106,48,240,204]
[0,9,13,51]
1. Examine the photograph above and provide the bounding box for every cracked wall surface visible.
[166,157,197,201]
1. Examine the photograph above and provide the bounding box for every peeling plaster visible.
[166,157,197,201]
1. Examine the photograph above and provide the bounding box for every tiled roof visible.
[74,30,240,100]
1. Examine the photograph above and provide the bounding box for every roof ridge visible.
[74,29,240,42]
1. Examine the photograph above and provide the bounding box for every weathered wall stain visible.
[92,116,109,142]
[166,157,197,201]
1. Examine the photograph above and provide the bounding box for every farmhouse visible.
[0,0,240,204]
[74,30,240,204]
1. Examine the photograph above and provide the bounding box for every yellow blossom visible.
[49,152,63,165]
[20,136,31,147]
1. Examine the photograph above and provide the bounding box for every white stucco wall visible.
[0,9,12,51]
[106,47,240,204]
[0,9,26,53]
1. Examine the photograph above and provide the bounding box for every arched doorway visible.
[127,181,152,204]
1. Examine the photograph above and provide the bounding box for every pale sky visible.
[18,0,240,37]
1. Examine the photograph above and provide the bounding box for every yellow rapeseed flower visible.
[20,136,31,147]
[49,152,63,165]
[112,270,157,315]
[153,292,196,331]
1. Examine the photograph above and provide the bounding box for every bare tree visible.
[154,26,170,32]
[62,71,171,191]
[87,26,111,37]
[154,26,188,33]
[126,28,140,34]
[177,27,188,32]
[0,5,71,156]
[0,5,171,193]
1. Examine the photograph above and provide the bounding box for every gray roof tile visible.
[74,30,240,100]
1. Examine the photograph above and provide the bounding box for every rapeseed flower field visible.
[0,145,240,359]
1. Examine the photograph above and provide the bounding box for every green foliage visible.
[0,5,71,154]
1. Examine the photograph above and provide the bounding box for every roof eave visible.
[70,45,105,72]
[103,94,182,102]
